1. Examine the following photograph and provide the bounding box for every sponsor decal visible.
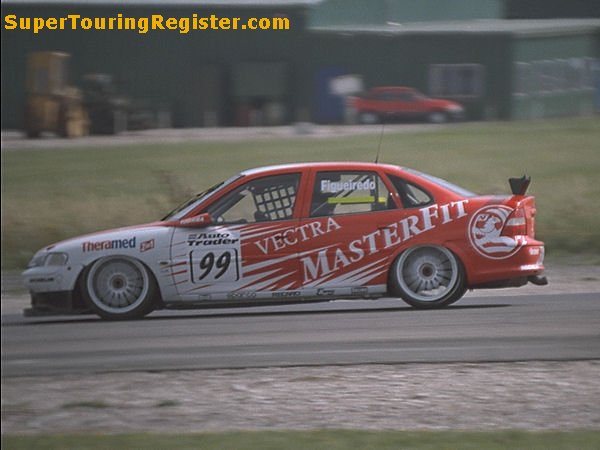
[351,287,368,296]
[272,291,301,298]
[180,215,209,226]
[255,217,341,255]
[187,231,240,247]
[227,291,256,299]
[300,201,469,283]
[468,205,523,259]
[321,179,376,194]
[29,277,55,283]
[327,196,377,205]
[317,288,335,296]
[82,237,136,252]
[140,238,155,253]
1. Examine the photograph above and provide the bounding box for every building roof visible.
[309,18,600,37]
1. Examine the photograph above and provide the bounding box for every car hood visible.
[40,221,169,253]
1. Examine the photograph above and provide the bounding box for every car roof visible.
[240,162,402,176]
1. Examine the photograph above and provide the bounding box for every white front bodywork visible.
[22,221,388,305]
[22,225,179,301]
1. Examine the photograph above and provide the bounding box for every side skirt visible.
[164,285,388,310]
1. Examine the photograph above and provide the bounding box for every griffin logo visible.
[468,206,523,259]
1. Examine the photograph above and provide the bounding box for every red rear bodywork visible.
[166,163,545,300]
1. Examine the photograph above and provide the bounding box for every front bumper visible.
[24,291,90,316]
[22,265,88,316]
[22,267,65,293]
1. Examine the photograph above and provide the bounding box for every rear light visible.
[502,207,527,236]
[506,217,525,227]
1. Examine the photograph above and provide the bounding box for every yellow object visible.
[24,51,89,138]
[327,196,387,205]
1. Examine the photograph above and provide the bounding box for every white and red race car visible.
[22,162,546,320]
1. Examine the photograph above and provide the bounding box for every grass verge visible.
[2,117,599,269]
[2,430,600,450]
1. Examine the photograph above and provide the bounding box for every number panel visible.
[189,248,240,283]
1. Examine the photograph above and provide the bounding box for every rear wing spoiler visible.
[509,175,531,196]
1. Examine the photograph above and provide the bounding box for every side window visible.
[396,92,415,102]
[310,171,393,217]
[387,174,433,208]
[207,173,300,224]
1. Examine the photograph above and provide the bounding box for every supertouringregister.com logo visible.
[3,12,291,34]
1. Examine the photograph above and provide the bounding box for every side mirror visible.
[176,213,213,228]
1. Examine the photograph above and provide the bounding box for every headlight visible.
[27,254,46,269]
[46,252,69,266]
[26,252,69,268]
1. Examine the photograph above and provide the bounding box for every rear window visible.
[403,168,476,198]
[387,175,433,208]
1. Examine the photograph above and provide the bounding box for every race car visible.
[22,162,546,320]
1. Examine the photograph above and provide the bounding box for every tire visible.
[359,112,380,125]
[428,111,448,124]
[83,256,157,320]
[390,245,466,309]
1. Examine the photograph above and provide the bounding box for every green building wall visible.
[309,0,503,26]
[304,30,513,121]
[1,2,598,129]
[510,34,598,119]
[1,4,309,129]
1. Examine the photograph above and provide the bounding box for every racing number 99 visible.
[198,251,231,280]
[190,249,239,283]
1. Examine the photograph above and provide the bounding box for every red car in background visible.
[350,86,465,124]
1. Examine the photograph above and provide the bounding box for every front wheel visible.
[83,256,158,320]
[389,245,466,309]
[428,111,448,124]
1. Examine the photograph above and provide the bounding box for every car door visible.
[170,172,303,301]
[296,168,401,297]
[390,91,421,118]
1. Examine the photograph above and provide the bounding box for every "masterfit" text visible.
[301,201,469,283]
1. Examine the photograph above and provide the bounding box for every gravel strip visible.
[2,361,599,434]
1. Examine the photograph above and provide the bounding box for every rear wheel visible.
[83,256,157,320]
[390,245,466,309]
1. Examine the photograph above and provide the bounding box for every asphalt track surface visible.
[2,292,599,377]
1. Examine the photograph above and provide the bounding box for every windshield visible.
[404,168,476,198]
[161,175,242,221]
